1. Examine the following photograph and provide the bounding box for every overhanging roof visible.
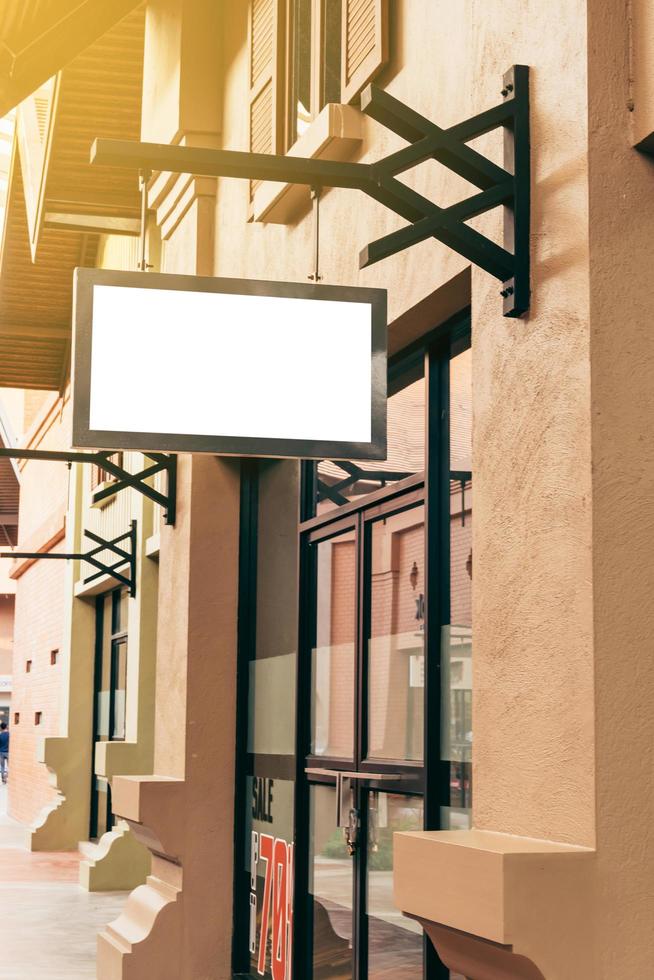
[0,6,144,390]
[0,0,144,117]
[19,5,145,258]
[0,150,98,391]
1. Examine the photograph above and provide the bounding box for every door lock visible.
[336,772,359,855]
[345,806,359,856]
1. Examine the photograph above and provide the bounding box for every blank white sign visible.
[88,284,373,444]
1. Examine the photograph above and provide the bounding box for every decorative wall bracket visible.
[90,66,530,317]
[0,448,176,524]
[1,520,138,597]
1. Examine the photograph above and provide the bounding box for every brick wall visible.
[16,399,71,544]
[8,396,71,825]
[368,520,425,759]
[326,539,356,757]
[8,544,65,823]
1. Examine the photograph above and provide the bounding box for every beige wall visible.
[216,0,470,316]
[29,232,161,879]
[100,0,654,977]
[217,0,595,832]
[587,0,654,972]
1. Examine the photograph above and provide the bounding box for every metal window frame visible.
[89,586,129,840]
[231,313,472,979]
[291,316,471,980]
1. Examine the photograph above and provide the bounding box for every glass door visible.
[232,317,473,980]
[90,587,128,840]
[301,490,428,980]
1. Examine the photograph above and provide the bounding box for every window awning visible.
[0,0,143,117]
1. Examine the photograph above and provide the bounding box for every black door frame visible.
[231,309,471,979]
[297,483,427,980]
[293,311,471,980]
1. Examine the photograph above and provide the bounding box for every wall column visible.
[97,3,235,975]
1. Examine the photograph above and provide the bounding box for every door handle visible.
[304,768,408,837]
[304,767,407,781]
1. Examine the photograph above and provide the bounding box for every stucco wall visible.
[587,0,654,973]
[103,0,654,976]
[216,0,470,320]
[216,0,596,847]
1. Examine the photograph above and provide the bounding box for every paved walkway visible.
[0,784,128,980]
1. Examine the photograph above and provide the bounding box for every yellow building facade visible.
[0,0,653,978]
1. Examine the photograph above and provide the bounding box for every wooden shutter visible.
[248,0,282,202]
[341,0,389,105]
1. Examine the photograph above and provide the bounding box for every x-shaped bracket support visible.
[0,447,176,524]
[91,65,530,317]
[1,521,138,596]
[92,451,176,525]
[80,522,137,596]
[360,65,530,316]
[317,459,415,506]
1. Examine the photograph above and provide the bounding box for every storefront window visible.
[238,460,300,980]
[368,505,426,763]
[366,792,424,978]
[440,346,472,831]
[235,317,472,980]
[288,0,343,147]
[311,531,356,759]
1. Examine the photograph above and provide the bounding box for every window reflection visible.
[290,0,313,144]
[317,373,425,513]
[368,506,425,763]
[288,0,343,149]
[367,793,423,980]
[311,531,356,759]
[442,347,472,827]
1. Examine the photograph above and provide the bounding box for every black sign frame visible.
[72,268,387,460]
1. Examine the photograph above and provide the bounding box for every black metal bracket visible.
[90,67,530,317]
[0,448,176,524]
[1,521,138,597]
[318,460,414,506]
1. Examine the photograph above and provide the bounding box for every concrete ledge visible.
[74,572,129,598]
[632,0,654,152]
[251,102,363,224]
[394,829,595,979]
[112,775,185,863]
[94,741,153,780]
[145,532,160,560]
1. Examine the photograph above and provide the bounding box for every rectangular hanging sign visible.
[71,269,387,460]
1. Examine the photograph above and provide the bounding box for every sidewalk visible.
[0,783,128,980]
